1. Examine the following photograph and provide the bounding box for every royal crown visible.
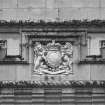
[46,40,61,51]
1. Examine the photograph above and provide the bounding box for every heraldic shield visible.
[34,40,73,75]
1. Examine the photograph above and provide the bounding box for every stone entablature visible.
[0,81,105,88]
[0,21,104,81]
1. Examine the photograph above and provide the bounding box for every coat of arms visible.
[34,40,72,74]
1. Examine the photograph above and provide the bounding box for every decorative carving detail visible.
[34,40,72,75]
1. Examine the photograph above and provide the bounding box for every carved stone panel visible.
[34,40,73,75]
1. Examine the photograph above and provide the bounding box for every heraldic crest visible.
[34,40,72,74]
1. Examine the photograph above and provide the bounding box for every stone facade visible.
[0,0,105,21]
[0,23,104,81]
[0,0,105,104]
[0,87,105,105]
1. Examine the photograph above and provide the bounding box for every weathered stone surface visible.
[46,0,55,9]
[45,8,58,21]
[82,8,100,19]
[0,65,32,81]
[59,8,82,20]
[0,0,104,21]
[1,9,17,20]
[99,8,105,19]
[60,7,100,20]
[0,65,16,80]
[32,64,90,81]
[55,0,100,8]
[18,0,45,8]
[100,0,105,7]
[16,8,45,21]
[91,65,105,80]
[16,65,31,81]
[0,0,17,8]
[73,64,91,80]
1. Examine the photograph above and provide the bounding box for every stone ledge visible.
[0,81,105,88]
[0,61,29,65]
[0,20,105,28]
[79,60,105,64]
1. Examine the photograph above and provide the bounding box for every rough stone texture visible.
[0,0,105,20]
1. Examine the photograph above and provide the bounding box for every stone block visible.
[60,7,101,20]
[0,0,17,8]
[16,8,44,21]
[73,64,90,80]
[0,65,16,81]
[16,65,31,81]
[18,0,45,8]
[33,88,44,93]
[0,64,31,81]
[80,46,88,60]
[32,75,42,81]
[45,8,58,21]
[46,0,55,9]
[0,9,3,20]
[80,8,100,20]
[1,9,17,20]
[59,8,82,20]
[73,45,80,62]
[91,65,105,80]
[55,0,100,8]
[100,0,105,7]
[100,8,105,20]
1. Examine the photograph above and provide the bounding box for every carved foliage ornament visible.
[34,40,72,75]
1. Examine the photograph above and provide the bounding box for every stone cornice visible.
[0,81,105,88]
[1,20,105,33]
[0,20,105,28]
[0,61,29,65]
